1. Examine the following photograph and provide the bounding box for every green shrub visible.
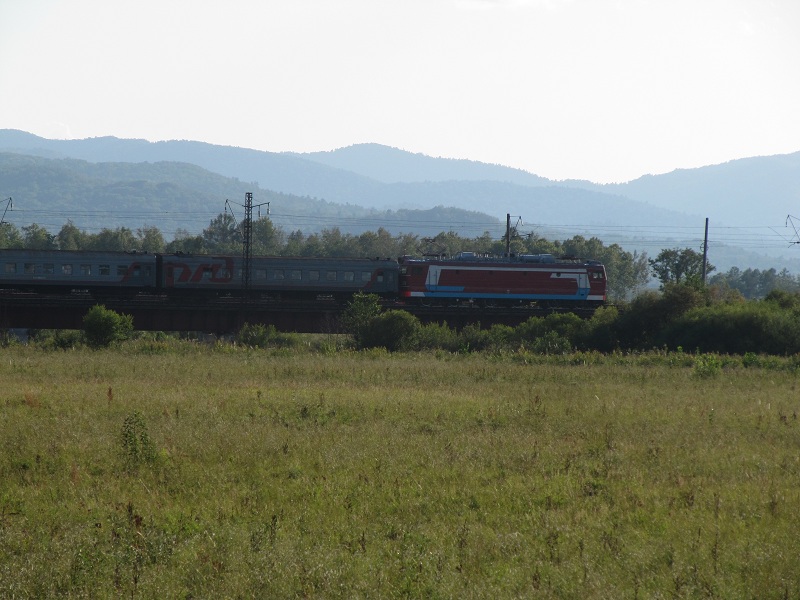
[360,310,420,351]
[661,301,800,355]
[458,323,491,352]
[31,329,84,350]
[417,321,460,352]
[526,330,573,355]
[515,312,584,352]
[581,305,619,352]
[82,305,133,348]
[693,353,722,378]
[236,323,279,348]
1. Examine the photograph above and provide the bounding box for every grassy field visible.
[1,343,799,598]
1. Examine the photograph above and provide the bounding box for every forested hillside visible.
[0,153,497,238]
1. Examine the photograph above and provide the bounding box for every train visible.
[0,248,607,308]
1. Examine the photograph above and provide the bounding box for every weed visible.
[121,411,156,467]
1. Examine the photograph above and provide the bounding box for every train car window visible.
[376,271,384,283]
[273,270,285,280]
[326,271,337,281]
[81,265,91,276]
[361,271,371,282]
[290,270,302,280]
[399,267,407,275]
[43,263,54,274]
[309,270,320,281]
[62,264,73,276]
[24,263,35,274]
[344,271,355,282]
[100,265,110,276]
[592,272,604,279]
[255,269,266,280]
[4,262,16,274]
[117,265,128,276]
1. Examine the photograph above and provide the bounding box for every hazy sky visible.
[1,0,798,183]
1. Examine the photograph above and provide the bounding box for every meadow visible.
[1,342,799,598]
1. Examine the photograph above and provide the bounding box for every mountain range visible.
[1,129,799,273]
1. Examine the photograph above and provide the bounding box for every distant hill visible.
[0,130,698,228]
[0,152,498,238]
[301,143,552,186]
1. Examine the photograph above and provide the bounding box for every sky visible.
[1,0,799,184]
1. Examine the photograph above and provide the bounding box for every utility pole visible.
[505,213,523,258]
[701,217,709,285]
[225,193,270,294]
[242,192,254,292]
[506,213,511,257]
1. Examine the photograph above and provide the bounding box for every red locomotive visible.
[398,252,607,307]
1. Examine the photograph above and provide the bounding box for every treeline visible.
[342,285,800,357]
[709,266,800,298]
[0,214,649,300]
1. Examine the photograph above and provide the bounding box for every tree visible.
[649,247,714,287]
[56,220,87,250]
[203,213,240,253]
[251,217,285,256]
[165,229,205,254]
[0,222,23,248]
[137,225,166,253]
[22,223,57,249]
[87,227,138,252]
[561,235,649,300]
[341,292,382,347]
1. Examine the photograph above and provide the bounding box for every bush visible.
[31,329,84,350]
[526,330,573,355]
[236,323,279,348]
[661,301,800,355]
[693,354,722,378]
[82,305,133,348]
[581,305,619,352]
[360,310,420,351]
[417,321,461,352]
[515,312,584,351]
